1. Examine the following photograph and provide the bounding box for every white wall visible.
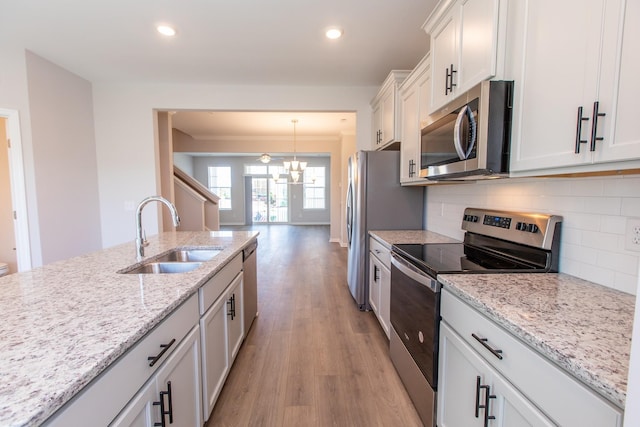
[173,153,194,175]
[0,46,43,267]
[24,51,103,263]
[426,175,640,294]
[92,82,376,248]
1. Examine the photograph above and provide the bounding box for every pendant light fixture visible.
[283,119,307,183]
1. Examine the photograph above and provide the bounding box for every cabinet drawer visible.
[369,237,391,269]
[45,294,199,426]
[199,253,242,314]
[441,288,623,426]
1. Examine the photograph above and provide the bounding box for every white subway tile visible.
[582,231,619,251]
[571,178,605,196]
[583,197,622,215]
[621,198,640,216]
[600,215,627,234]
[597,250,639,275]
[604,176,640,197]
[614,272,640,295]
[563,213,601,231]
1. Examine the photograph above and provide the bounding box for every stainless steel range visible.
[389,208,562,427]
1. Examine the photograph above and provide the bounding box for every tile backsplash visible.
[425,174,640,295]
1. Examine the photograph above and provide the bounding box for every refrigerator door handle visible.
[346,182,353,246]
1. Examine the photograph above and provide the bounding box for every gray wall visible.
[192,155,331,225]
[24,51,103,264]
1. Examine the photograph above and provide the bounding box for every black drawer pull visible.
[590,101,606,152]
[148,338,176,367]
[575,106,589,153]
[472,333,503,360]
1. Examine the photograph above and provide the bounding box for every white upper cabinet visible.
[508,0,640,175]
[424,0,501,113]
[371,70,411,150]
[400,54,431,184]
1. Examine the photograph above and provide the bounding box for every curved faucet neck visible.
[135,196,180,259]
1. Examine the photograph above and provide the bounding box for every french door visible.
[251,177,288,223]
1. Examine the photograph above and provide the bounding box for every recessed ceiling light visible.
[157,25,177,37]
[325,27,343,40]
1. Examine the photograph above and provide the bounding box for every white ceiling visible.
[2,0,438,143]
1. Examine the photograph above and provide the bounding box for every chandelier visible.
[274,119,307,183]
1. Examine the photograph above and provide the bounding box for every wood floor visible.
[206,225,423,427]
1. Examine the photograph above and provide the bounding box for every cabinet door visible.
[400,82,420,183]
[595,0,640,164]
[226,273,245,363]
[508,0,605,172]
[458,0,499,93]
[378,261,391,339]
[200,291,229,419]
[372,101,382,149]
[438,322,554,427]
[380,85,396,146]
[368,253,382,317]
[430,9,458,112]
[110,380,158,427]
[155,326,202,427]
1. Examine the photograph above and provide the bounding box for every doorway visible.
[251,177,288,223]
[0,109,31,272]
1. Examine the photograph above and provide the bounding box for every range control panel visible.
[461,208,562,250]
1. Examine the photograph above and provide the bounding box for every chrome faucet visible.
[135,196,180,259]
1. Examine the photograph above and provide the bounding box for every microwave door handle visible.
[465,107,478,159]
[453,106,469,160]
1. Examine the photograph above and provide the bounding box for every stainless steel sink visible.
[121,261,203,274]
[155,248,222,263]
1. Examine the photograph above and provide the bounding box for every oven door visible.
[390,252,441,389]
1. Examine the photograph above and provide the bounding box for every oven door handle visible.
[391,253,439,293]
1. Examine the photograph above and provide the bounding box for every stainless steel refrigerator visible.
[346,150,424,310]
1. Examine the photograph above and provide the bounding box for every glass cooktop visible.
[392,243,546,278]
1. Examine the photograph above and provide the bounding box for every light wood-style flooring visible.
[206,224,423,427]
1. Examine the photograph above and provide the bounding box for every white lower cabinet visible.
[438,322,553,427]
[439,288,624,427]
[369,237,391,339]
[199,255,245,421]
[111,326,202,427]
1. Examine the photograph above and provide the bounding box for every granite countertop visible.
[0,230,258,427]
[369,230,461,247]
[438,273,635,409]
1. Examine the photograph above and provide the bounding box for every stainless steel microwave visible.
[419,80,514,180]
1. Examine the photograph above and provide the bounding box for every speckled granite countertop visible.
[0,230,258,427]
[438,273,635,409]
[369,230,461,247]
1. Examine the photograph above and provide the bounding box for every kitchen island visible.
[0,230,258,427]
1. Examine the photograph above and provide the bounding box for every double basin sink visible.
[119,248,222,274]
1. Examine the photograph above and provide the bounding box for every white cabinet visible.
[439,288,624,427]
[368,237,391,339]
[439,322,554,427]
[424,0,502,113]
[508,0,640,175]
[44,295,200,427]
[371,70,411,150]
[400,54,431,185]
[199,253,245,420]
[226,272,244,364]
[111,326,202,427]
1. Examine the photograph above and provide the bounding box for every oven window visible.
[421,99,479,169]
[390,263,440,389]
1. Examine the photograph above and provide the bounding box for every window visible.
[208,166,232,209]
[303,166,326,209]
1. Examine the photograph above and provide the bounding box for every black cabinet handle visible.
[475,376,496,426]
[472,333,503,360]
[446,64,457,95]
[154,381,173,426]
[575,106,589,153]
[227,293,236,320]
[374,265,380,282]
[590,101,606,152]
[409,159,416,177]
[148,338,176,367]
